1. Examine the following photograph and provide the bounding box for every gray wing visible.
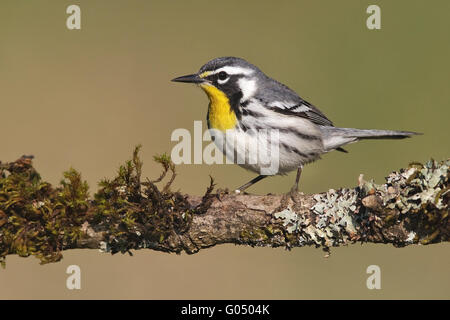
[271,100,334,127]
[257,77,334,127]
[256,78,349,152]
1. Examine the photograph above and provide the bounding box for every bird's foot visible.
[287,186,302,203]
[234,189,254,195]
[215,188,230,201]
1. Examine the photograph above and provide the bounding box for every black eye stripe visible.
[205,71,230,83]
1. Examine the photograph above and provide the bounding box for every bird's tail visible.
[320,126,420,152]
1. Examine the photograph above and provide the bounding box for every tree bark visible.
[79,160,449,255]
[0,153,448,266]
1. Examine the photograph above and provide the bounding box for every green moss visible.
[239,225,283,245]
[420,229,440,245]
[0,146,212,266]
[1,153,446,265]
[90,146,194,254]
[383,212,396,225]
[0,156,89,266]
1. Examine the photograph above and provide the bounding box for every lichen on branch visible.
[273,158,449,249]
[0,147,448,267]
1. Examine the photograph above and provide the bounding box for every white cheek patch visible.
[238,78,257,101]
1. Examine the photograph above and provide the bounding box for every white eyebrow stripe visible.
[213,66,255,76]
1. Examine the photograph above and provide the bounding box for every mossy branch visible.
[0,148,448,266]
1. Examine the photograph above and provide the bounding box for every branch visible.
[0,148,448,266]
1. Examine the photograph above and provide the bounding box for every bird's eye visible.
[218,71,228,81]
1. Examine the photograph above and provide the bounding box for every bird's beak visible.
[171,73,204,84]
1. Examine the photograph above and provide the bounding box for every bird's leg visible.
[290,166,303,195]
[235,175,268,194]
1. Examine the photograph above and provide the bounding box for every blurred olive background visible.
[0,0,449,299]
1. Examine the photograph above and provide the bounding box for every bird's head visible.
[172,57,263,105]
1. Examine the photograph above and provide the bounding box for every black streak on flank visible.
[229,91,243,120]
[275,128,321,141]
[281,143,309,158]
[241,100,250,108]
[240,123,249,132]
[242,108,265,118]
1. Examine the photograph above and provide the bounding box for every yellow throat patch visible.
[200,84,237,131]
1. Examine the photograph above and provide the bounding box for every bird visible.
[172,57,419,194]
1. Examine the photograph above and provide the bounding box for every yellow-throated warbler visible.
[172,57,419,193]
